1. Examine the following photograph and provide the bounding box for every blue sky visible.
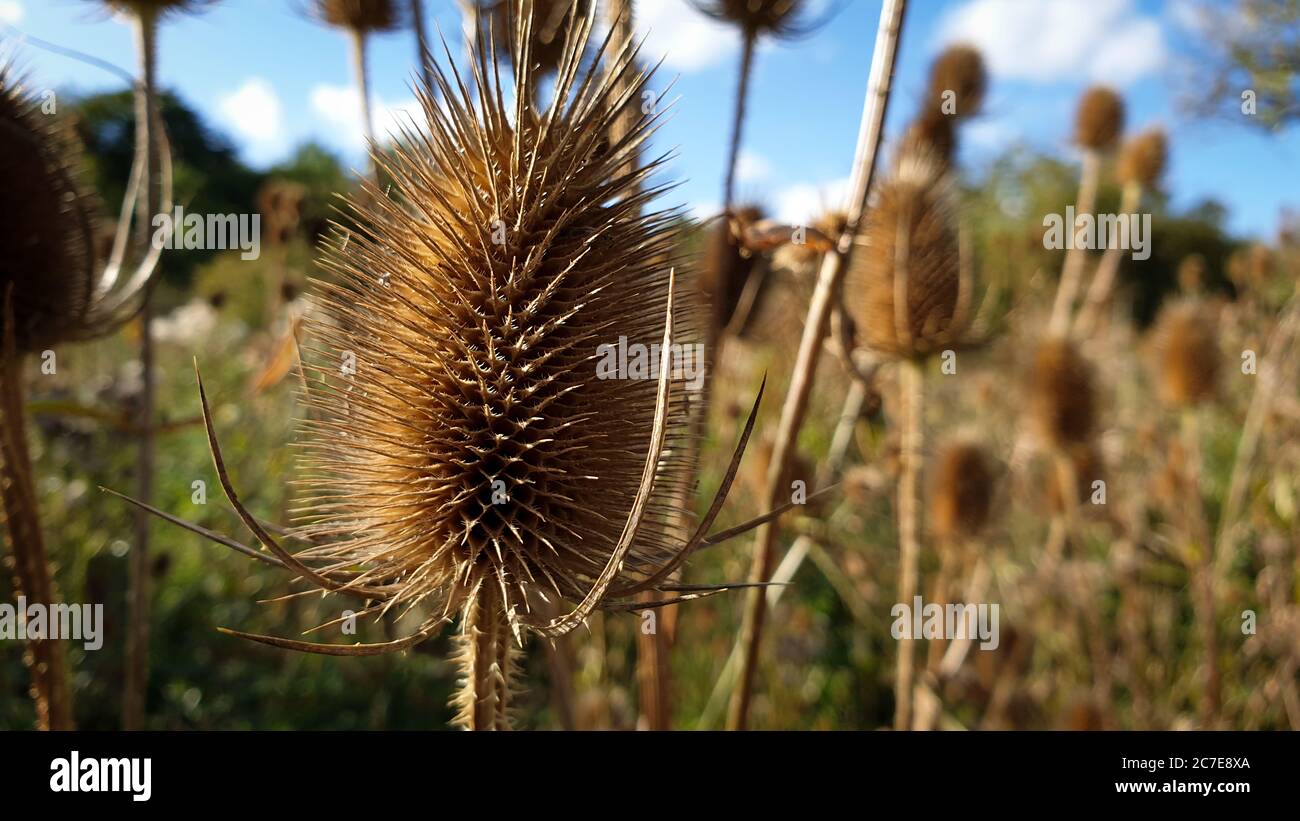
[2,0,1295,239]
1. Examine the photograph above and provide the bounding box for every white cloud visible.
[774,177,850,226]
[635,0,740,72]
[309,83,422,150]
[937,0,1166,87]
[736,150,771,183]
[0,0,22,24]
[218,78,282,144]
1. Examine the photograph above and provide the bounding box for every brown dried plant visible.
[114,7,797,731]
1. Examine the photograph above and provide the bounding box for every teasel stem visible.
[1181,407,1220,726]
[913,553,990,731]
[0,294,75,730]
[409,0,437,100]
[124,7,160,732]
[348,26,377,181]
[1073,180,1142,338]
[453,584,518,731]
[893,357,923,729]
[1048,150,1100,336]
[726,0,906,731]
[722,30,756,210]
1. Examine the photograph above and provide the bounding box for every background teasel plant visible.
[312,0,403,181]
[1049,85,1126,335]
[844,145,972,729]
[119,5,785,731]
[899,43,987,167]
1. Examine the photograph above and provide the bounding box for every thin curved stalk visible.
[893,358,923,729]
[1073,180,1142,338]
[123,8,159,732]
[349,27,378,181]
[722,31,755,210]
[727,0,907,731]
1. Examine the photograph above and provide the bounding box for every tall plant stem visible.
[1182,408,1219,726]
[409,0,437,97]
[726,0,907,730]
[124,9,159,732]
[0,319,74,730]
[1049,150,1100,336]
[722,31,756,211]
[348,27,378,181]
[1074,180,1142,338]
[453,586,517,730]
[893,357,924,729]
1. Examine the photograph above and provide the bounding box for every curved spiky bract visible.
[846,149,963,359]
[0,67,98,354]
[294,14,700,642]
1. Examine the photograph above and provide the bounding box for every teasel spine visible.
[727,0,907,731]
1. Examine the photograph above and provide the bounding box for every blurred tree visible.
[1179,0,1300,129]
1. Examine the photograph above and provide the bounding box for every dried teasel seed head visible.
[476,0,592,76]
[691,0,819,38]
[1028,337,1097,450]
[293,12,701,722]
[1152,300,1219,406]
[847,149,962,359]
[0,67,98,353]
[929,441,993,543]
[96,0,215,18]
[925,44,986,121]
[317,0,401,32]
[256,178,308,248]
[699,205,766,337]
[1074,86,1125,151]
[898,109,956,167]
[1117,127,1167,189]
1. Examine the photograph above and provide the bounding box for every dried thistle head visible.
[96,0,215,18]
[699,205,766,337]
[1028,337,1096,450]
[846,149,966,359]
[690,0,824,38]
[1074,86,1125,151]
[1117,127,1167,189]
[929,441,993,543]
[475,0,591,76]
[925,44,986,121]
[0,67,98,353]
[1152,300,1218,406]
[316,0,401,32]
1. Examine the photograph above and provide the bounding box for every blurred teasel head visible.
[846,148,969,359]
[1074,86,1125,151]
[473,0,592,76]
[691,0,824,38]
[1152,301,1219,406]
[0,67,99,352]
[699,204,768,338]
[1028,337,1097,451]
[1117,127,1167,190]
[316,0,401,32]
[925,44,986,121]
[929,441,994,544]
